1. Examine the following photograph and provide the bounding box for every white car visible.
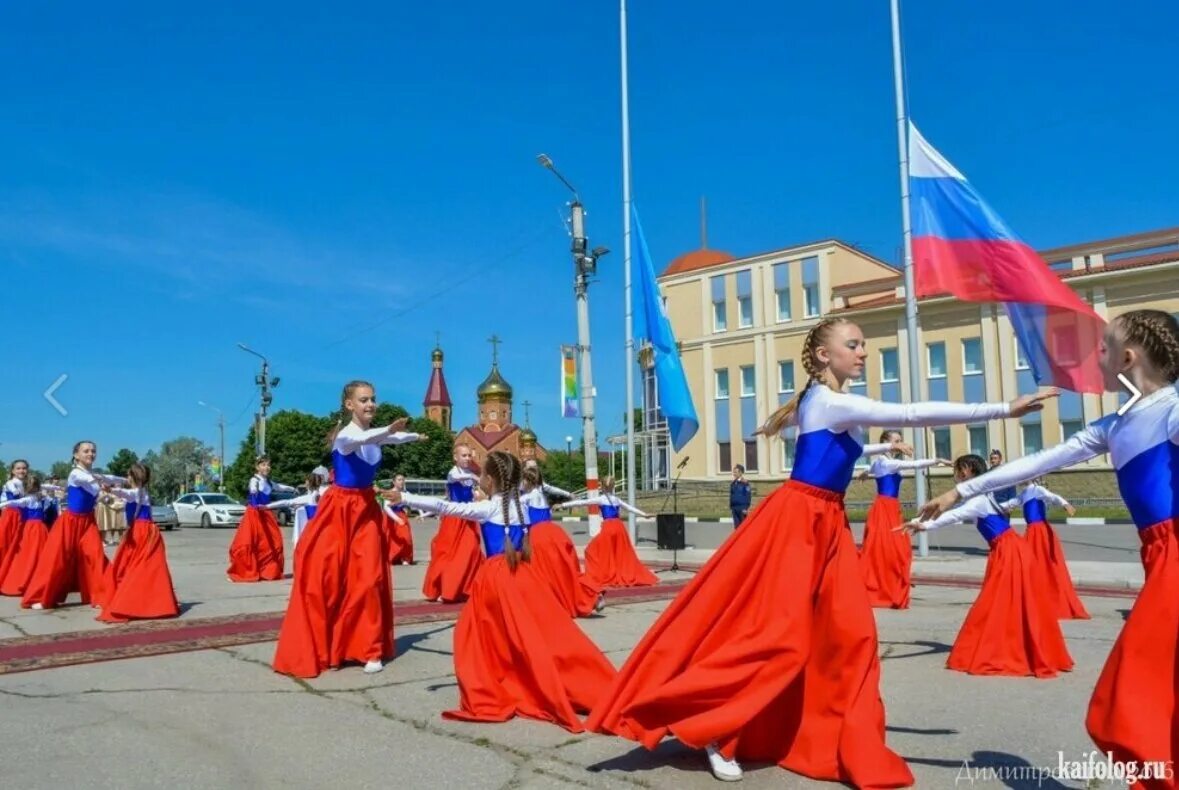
[172,492,247,528]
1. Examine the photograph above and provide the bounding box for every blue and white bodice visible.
[108,487,153,522]
[3,478,24,502]
[562,493,644,520]
[0,494,45,521]
[66,467,116,515]
[867,456,941,498]
[446,466,480,502]
[330,424,422,490]
[999,483,1070,524]
[401,492,528,558]
[519,483,572,523]
[918,492,1013,543]
[247,475,296,507]
[960,386,1179,530]
[780,385,1009,494]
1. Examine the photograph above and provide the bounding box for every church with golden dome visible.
[423,336,546,468]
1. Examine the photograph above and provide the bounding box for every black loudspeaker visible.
[656,513,686,550]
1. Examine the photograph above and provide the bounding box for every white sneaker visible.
[363,660,384,674]
[705,744,742,782]
[594,593,606,614]
[30,603,44,611]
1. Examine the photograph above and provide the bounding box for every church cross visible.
[488,334,502,365]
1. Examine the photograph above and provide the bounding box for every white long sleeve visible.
[916,495,997,531]
[860,443,894,458]
[956,425,1108,500]
[271,482,297,494]
[0,495,39,510]
[401,492,528,524]
[67,467,101,496]
[825,390,1011,432]
[562,494,647,517]
[542,482,572,499]
[266,491,318,509]
[447,467,481,484]
[248,476,262,495]
[1026,483,1071,509]
[335,425,422,454]
[872,457,941,476]
[108,487,151,507]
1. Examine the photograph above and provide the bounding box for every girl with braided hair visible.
[919,309,1179,785]
[421,444,485,602]
[588,316,1051,786]
[388,450,616,731]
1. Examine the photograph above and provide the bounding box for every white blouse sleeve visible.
[919,496,993,531]
[400,492,495,522]
[248,476,261,494]
[0,495,38,510]
[447,467,480,484]
[893,458,941,471]
[106,487,138,503]
[561,496,606,509]
[335,426,416,454]
[860,443,894,458]
[542,483,573,499]
[617,500,646,516]
[266,492,316,509]
[271,482,298,494]
[1037,486,1071,509]
[825,391,1011,432]
[956,424,1108,500]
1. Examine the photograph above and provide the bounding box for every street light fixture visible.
[198,401,227,493]
[565,435,573,456]
[237,343,278,455]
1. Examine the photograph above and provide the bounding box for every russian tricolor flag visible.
[909,123,1106,394]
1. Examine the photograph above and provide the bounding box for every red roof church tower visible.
[423,343,452,431]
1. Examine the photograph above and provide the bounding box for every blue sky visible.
[3,1,1176,472]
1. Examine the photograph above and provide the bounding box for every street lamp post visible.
[565,435,573,457]
[540,153,609,536]
[198,401,226,492]
[237,343,279,456]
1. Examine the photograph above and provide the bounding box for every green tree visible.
[105,448,139,478]
[142,437,212,502]
[0,460,6,482]
[226,410,334,497]
[540,450,587,493]
[380,417,454,479]
[50,461,73,481]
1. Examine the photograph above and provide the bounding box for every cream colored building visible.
[647,227,1179,483]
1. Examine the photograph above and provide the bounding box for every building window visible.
[715,369,730,399]
[718,442,732,473]
[880,348,899,383]
[778,361,795,393]
[740,366,755,397]
[932,427,952,461]
[736,269,753,329]
[744,441,758,472]
[802,255,820,318]
[774,263,791,322]
[968,425,988,457]
[1014,338,1029,370]
[781,429,797,468]
[1061,419,1083,441]
[711,275,727,332]
[1022,423,1043,455]
[927,342,947,378]
[962,338,983,375]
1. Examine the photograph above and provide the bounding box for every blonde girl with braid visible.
[272,380,425,678]
[918,309,1179,779]
[587,316,1052,786]
[386,450,616,731]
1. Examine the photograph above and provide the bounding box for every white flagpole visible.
[621,0,638,543]
[891,0,929,557]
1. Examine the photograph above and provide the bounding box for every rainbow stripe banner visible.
[561,345,580,418]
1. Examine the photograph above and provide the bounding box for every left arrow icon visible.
[44,374,68,416]
[1117,373,1142,416]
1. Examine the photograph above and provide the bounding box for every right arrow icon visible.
[1117,374,1141,416]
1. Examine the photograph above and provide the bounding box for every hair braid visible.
[1117,310,1179,383]
[758,317,850,437]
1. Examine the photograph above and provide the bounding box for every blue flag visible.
[632,204,699,452]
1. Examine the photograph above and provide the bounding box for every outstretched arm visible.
[399,492,497,522]
[617,500,650,518]
[556,496,605,510]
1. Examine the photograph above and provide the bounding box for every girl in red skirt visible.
[555,477,657,588]
[421,445,484,602]
[99,463,179,623]
[382,474,415,566]
[903,455,1073,677]
[273,381,424,678]
[227,456,294,582]
[23,441,116,610]
[587,316,1051,786]
[271,470,329,553]
[0,476,55,596]
[521,463,603,617]
[919,310,1179,786]
[390,450,616,731]
[0,459,29,572]
[859,433,947,609]
[1000,480,1088,619]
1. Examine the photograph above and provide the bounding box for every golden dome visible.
[431,346,444,363]
[519,426,537,445]
[477,364,513,403]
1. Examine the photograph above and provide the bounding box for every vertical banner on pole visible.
[561,345,581,418]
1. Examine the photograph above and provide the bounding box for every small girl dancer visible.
[421,445,484,602]
[269,471,329,551]
[521,464,603,617]
[0,476,56,596]
[1002,479,1087,619]
[389,450,616,731]
[227,456,295,583]
[556,477,656,588]
[272,381,422,678]
[903,455,1073,677]
[859,432,947,609]
[99,463,180,623]
[383,474,415,566]
[0,459,29,571]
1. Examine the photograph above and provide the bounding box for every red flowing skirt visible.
[384,510,415,565]
[98,519,179,623]
[859,495,912,609]
[586,481,913,789]
[1023,520,1089,620]
[528,520,602,618]
[421,514,483,603]
[273,486,394,678]
[22,511,109,609]
[227,506,285,582]
[584,518,658,588]
[445,555,616,732]
[947,529,1073,677]
[1086,519,1179,788]
[0,506,23,576]
[0,518,49,596]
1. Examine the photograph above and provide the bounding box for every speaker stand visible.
[655,470,697,575]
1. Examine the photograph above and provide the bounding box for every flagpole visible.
[890,0,929,558]
[621,0,637,543]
